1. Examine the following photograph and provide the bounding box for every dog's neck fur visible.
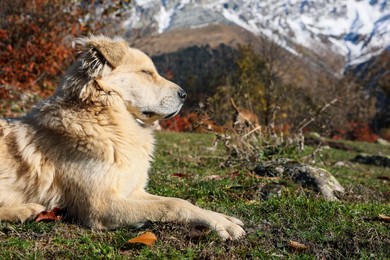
[24,100,155,170]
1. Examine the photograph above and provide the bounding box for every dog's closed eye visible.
[141,70,153,76]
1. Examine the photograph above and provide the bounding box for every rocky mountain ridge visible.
[123,0,390,67]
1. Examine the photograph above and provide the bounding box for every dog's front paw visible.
[18,203,46,222]
[206,211,246,240]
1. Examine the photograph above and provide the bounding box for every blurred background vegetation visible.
[0,0,389,143]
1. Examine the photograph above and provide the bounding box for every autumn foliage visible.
[160,114,194,132]
[0,0,130,116]
[1,1,387,143]
[0,0,84,116]
[0,1,86,91]
[332,122,379,143]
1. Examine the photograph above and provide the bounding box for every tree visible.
[232,42,293,127]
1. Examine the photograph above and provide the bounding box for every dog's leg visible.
[97,195,245,240]
[0,203,46,222]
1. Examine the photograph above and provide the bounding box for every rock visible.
[352,154,390,167]
[376,138,390,146]
[307,132,322,140]
[334,161,346,168]
[254,159,345,201]
[333,161,352,168]
[290,164,345,201]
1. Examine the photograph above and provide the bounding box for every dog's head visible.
[58,35,186,124]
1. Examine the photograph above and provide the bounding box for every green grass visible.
[0,132,389,259]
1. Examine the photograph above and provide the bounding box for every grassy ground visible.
[0,132,389,259]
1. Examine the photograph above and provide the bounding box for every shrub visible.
[333,122,378,143]
[0,0,131,117]
[160,114,194,132]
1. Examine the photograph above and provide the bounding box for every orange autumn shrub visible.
[1,0,131,117]
[160,114,194,132]
[0,0,84,91]
[333,122,378,142]
[0,0,86,116]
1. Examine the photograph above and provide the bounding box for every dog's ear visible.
[83,36,127,68]
[62,36,128,105]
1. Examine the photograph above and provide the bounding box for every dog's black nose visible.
[178,89,187,102]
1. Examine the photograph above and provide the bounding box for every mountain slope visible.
[130,24,336,110]
[124,0,390,67]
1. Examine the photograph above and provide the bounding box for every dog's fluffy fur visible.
[0,36,245,240]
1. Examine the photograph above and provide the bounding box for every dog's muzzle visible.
[162,88,186,119]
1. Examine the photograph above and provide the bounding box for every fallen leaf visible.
[378,214,390,222]
[171,173,189,178]
[288,240,308,251]
[128,232,157,246]
[35,207,63,222]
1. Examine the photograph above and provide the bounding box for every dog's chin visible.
[163,110,180,119]
[133,110,179,125]
[162,104,183,120]
[141,107,181,120]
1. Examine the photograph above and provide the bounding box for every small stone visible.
[376,138,390,146]
[334,161,346,168]
[307,132,322,140]
[275,166,284,174]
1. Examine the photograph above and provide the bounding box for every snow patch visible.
[156,5,174,33]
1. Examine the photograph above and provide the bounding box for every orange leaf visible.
[288,240,308,251]
[128,232,157,246]
[35,207,63,222]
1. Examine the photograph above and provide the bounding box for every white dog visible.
[0,35,245,240]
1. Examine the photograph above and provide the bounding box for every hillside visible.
[132,24,341,111]
[0,2,389,258]
[348,49,390,132]
[0,132,388,258]
[0,0,388,137]
[125,0,390,67]
[132,24,260,107]
[124,0,390,135]
[131,24,259,56]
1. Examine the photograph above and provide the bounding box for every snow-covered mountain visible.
[123,0,390,66]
